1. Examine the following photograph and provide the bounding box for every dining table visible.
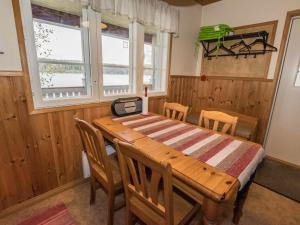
[93,113,265,225]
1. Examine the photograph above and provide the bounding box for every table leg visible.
[232,173,255,224]
[232,183,251,224]
[202,198,220,225]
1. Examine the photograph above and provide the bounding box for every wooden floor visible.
[1,181,299,225]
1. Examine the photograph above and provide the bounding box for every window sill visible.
[148,91,168,97]
[29,95,167,115]
[29,101,111,115]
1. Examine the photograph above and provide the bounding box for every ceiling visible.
[163,0,221,6]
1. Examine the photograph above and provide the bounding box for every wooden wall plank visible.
[53,110,85,184]
[0,77,36,209]
[29,114,59,192]
[0,78,27,162]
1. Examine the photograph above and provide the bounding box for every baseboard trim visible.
[265,155,300,170]
[0,178,88,218]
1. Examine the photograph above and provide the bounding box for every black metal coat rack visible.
[201,31,277,60]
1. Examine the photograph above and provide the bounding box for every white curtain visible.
[89,0,179,35]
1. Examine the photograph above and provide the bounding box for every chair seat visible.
[129,190,200,225]
[108,154,122,187]
[91,153,122,190]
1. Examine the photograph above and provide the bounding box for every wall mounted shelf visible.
[201,30,277,59]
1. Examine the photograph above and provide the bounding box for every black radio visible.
[111,97,143,117]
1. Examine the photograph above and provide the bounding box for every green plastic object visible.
[195,24,233,57]
[198,24,233,42]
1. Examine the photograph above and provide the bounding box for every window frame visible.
[143,42,155,88]
[20,0,100,109]
[33,18,93,98]
[20,0,170,110]
[143,30,170,96]
[97,13,137,101]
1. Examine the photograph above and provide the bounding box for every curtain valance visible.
[89,0,179,35]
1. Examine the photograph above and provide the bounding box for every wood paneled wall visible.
[0,75,165,210]
[168,75,276,144]
[0,0,166,211]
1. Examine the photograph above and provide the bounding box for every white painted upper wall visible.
[170,4,202,75]
[0,0,22,71]
[201,0,300,78]
[170,0,300,77]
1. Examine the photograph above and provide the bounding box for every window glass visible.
[31,3,90,100]
[144,33,154,89]
[101,15,131,96]
[143,30,169,93]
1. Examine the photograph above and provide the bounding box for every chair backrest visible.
[114,139,174,225]
[163,102,189,122]
[74,117,87,152]
[199,110,238,136]
[74,118,113,186]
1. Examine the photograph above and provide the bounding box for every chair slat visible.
[137,161,148,198]
[204,118,210,129]
[212,120,219,131]
[222,123,231,134]
[178,112,183,121]
[149,170,162,205]
[166,108,171,118]
[125,157,142,193]
[171,110,177,119]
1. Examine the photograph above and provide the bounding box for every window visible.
[21,0,99,108]
[144,33,154,90]
[143,30,169,93]
[33,20,90,99]
[21,0,169,109]
[100,15,132,97]
[295,61,300,87]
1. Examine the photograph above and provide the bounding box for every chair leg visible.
[107,191,115,225]
[90,176,96,205]
[125,207,133,225]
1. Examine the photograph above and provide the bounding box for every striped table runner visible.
[113,113,265,189]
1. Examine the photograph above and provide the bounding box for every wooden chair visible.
[74,118,123,225]
[114,139,200,225]
[199,110,238,136]
[163,102,189,122]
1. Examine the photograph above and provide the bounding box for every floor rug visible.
[254,158,300,202]
[17,203,76,225]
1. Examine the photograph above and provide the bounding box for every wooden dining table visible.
[93,113,265,225]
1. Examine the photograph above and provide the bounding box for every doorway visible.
[265,16,300,166]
